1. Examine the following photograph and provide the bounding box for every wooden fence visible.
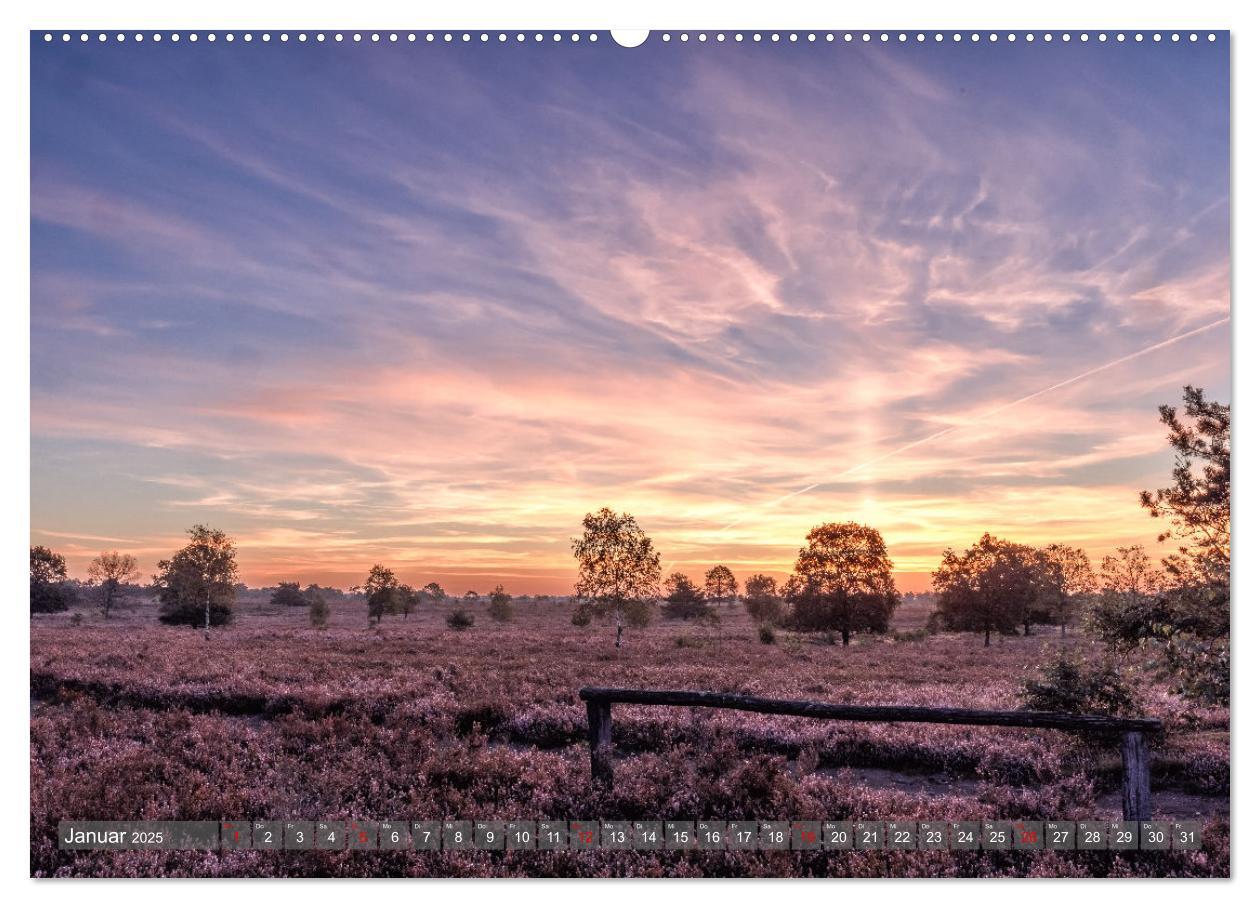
[579,687,1162,821]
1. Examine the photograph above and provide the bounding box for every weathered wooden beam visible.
[579,687,1162,734]
[1120,731,1153,821]
[585,697,614,785]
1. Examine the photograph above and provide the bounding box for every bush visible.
[758,624,777,645]
[1019,650,1137,719]
[308,593,329,629]
[446,609,475,631]
[674,635,702,649]
[69,612,83,627]
[32,582,76,614]
[488,586,513,623]
[570,608,591,627]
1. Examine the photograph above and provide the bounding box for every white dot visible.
[735,34,744,42]
[1154,34,1162,42]
[281,33,290,42]
[700,33,708,42]
[1191,33,1199,42]
[1209,34,1217,42]
[135,33,143,42]
[681,33,689,42]
[590,33,598,42]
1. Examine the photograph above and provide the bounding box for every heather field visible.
[29,599,1228,878]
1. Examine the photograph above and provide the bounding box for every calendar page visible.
[28,22,1230,881]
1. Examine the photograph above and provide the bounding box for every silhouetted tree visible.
[87,551,140,618]
[1089,544,1165,646]
[397,583,419,620]
[703,565,738,608]
[270,581,306,608]
[422,582,447,605]
[742,573,782,624]
[932,533,1037,646]
[363,564,399,626]
[488,584,513,622]
[308,592,329,629]
[1035,544,1095,636]
[154,525,238,632]
[785,522,898,645]
[30,545,75,614]
[661,572,712,621]
[571,507,661,648]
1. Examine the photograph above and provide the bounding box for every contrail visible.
[711,315,1230,535]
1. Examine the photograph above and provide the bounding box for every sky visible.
[30,34,1230,594]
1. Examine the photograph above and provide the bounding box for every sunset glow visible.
[31,38,1229,592]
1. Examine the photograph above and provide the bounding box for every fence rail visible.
[578,687,1161,821]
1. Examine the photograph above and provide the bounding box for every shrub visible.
[674,635,702,649]
[446,609,475,631]
[308,593,329,629]
[488,585,513,623]
[758,624,777,645]
[1018,650,1137,720]
[69,612,83,627]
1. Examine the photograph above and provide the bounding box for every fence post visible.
[1120,731,1152,821]
[586,697,614,785]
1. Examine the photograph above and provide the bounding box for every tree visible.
[30,545,75,614]
[488,584,513,622]
[397,584,419,620]
[932,533,1037,646]
[661,572,712,621]
[463,590,478,601]
[154,525,239,632]
[784,522,898,645]
[703,565,738,609]
[422,582,447,605]
[308,592,330,629]
[270,581,307,608]
[1035,544,1095,636]
[1088,544,1166,648]
[87,551,140,618]
[743,573,782,624]
[1140,386,1229,594]
[571,507,661,648]
[363,564,399,625]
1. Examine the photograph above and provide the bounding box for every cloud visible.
[29,39,1230,589]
